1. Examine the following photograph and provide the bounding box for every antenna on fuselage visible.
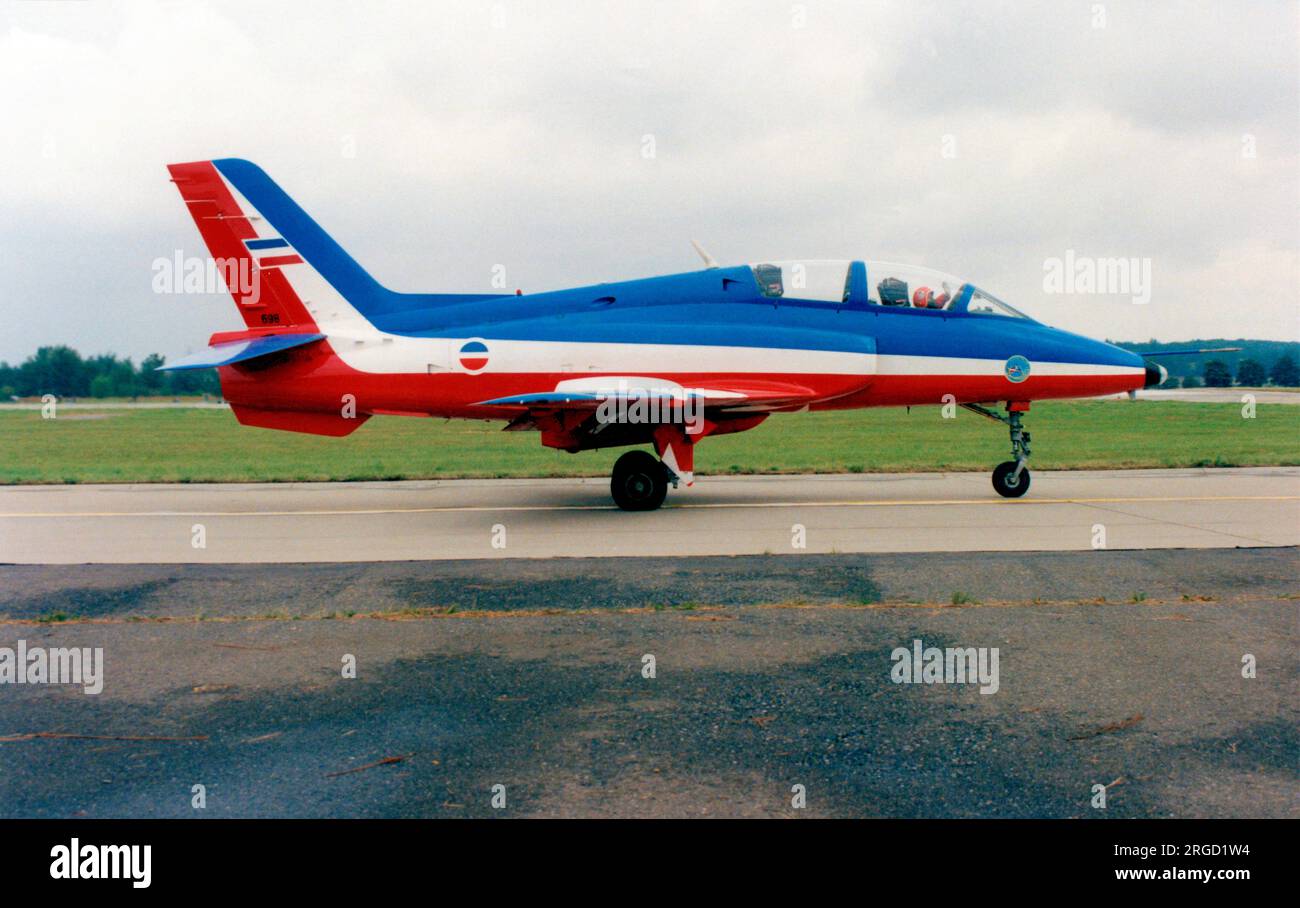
[690,239,720,270]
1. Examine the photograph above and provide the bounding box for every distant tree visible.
[18,346,88,397]
[1271,354,1300,388]
[3,346,227,399]
[1234,358,1266,387]
[85,354,139,398]
[138,354,167,394]
[1203,360,1232,388]
[1181,375,1203,389]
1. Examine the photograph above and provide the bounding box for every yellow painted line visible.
[0,495,1296,518]
[677,495,1300,509]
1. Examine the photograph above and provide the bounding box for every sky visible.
[1,0,1297,364]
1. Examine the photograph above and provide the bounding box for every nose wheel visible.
[960,402,1032,498]
[992,460,1030,498]
[610,450,670,511]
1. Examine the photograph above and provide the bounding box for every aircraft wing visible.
[473,377,820,413]
[474,377,822,488]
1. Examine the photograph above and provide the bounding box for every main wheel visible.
[992,460,1030,498]
[611,450,669,511]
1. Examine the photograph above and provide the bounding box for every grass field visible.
[2,399,1297,485]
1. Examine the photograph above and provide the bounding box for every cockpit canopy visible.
[746,259,1031,320]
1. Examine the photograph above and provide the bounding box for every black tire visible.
[611,450,669,511]
[992,461,1030,498]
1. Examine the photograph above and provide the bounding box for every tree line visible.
[1114,337,1299,387]
[0,346,221,399]
[1179,354,1298,389]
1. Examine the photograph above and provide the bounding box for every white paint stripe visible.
[221,176,269,233]
[311,335,1144,381]
[220,170,375,334]
[874,354,1142,377]
[324,334,876,375]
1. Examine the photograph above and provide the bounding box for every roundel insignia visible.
[1005,355,1031,383]
[458,340,489,373]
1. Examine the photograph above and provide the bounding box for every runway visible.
[1098,387,1300,404]
[1,467,1297,563]
[3,547,1297,818]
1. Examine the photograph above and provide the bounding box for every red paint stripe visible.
[821,374,1144,409]
[165,161,317,332]
[259,254,303,268]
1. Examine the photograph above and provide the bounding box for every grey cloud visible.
[0,0,1296,364]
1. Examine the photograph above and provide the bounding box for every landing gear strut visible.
[610,450,670,511]
[961,402,1032,498]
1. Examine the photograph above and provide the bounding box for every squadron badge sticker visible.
[1005,355,1031,383]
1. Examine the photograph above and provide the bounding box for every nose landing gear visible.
[960,402,1032,498]
[992,457,1030,498]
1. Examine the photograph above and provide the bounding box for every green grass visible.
[1,400,1297,484]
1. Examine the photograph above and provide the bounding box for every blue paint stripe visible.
[394,312,1138,366]
[245,237,289,250]
[210,159,1143,371]
[215,159,505,317]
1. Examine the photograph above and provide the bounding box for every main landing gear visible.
[610,425,700,511]
[961,402,1032,498]
[610,450,670,511]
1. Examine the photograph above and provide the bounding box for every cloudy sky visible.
[1,0,1296,363]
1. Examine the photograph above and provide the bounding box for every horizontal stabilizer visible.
[158,333,325,371]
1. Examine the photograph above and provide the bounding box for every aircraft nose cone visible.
[1143,360,1168,389]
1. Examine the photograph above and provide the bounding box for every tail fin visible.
[168,158,509,335]
[167,158,406,335]
[168,160,313,331]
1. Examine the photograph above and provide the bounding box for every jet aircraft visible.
[161,159,1169,510]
